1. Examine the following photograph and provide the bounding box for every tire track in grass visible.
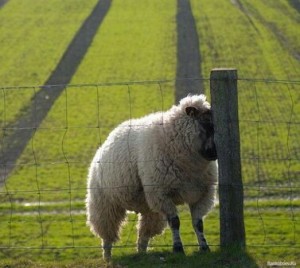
[0,0,111,183]
[0,0,8,9]
[233,0,300,61]
[231,0,260,33]
[289,0,300,12]
[175,0,203,103]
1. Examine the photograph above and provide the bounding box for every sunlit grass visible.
[0,0,98,124]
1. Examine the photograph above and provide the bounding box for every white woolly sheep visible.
[86,94,218,261]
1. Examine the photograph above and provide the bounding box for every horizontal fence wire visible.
[0,78,299,261]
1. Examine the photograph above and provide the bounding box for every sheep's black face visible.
[199,119,217,161]
[186,107,217,161]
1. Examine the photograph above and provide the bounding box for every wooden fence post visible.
[210,68,246,249]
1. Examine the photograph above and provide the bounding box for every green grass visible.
[0,0,300,266]
[0,205,298,266]
[70,0,177,84]
[0,251,261,268]
[0,0,98,125]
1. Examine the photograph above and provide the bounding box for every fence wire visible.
[0,78,299,261]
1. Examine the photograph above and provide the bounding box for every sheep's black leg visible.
[102,240,112,262]
[193,218,210,252]
[168,215,185,254]
[189,201,212,252]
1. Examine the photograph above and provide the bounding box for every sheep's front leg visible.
[167,215,185,254]
[194,218,210,251]
[144,190,184,254]
[189,204,210,252]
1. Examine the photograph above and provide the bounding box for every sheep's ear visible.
[185,106,200,117]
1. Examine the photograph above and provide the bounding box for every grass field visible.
[0,0,299,266]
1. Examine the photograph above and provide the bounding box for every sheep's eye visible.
[200,119,214,137]
[201,116,211,124]
[199,114,212,125]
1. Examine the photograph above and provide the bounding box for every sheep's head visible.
[185,106,217,161]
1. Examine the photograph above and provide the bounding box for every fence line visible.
[0,76,299,261]
[2,76,300,90]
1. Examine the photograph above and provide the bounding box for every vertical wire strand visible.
[96,85,102,148]
[61,85,75,248]
[124,213,137,251]
[286,83,296,244]
[95,84,104,250]
[253,81,267,245]
[158,82,165,114]
[0,87,7,185]
[125,84,136,250]
[1,87,13,249]
[158,82,169,248]
[32,86,44,248]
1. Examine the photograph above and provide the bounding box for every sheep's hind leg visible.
[102,240,113,262]
[92,204,126,261]
[137,212,167,252]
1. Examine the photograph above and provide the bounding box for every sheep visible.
[86,94,218,261]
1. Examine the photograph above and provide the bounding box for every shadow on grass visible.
[112,247,259,268]
[0,248,259,268]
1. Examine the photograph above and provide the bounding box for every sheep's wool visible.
[86,94,218,256]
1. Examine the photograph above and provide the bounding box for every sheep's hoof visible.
[103,251,112,262]
[200,245,210,252]
[137,239,149,253]
[104,256,111,263]
[173,242,185,254]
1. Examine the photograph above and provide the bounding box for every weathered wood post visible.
[210,68,246,249]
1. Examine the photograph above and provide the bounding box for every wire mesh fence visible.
[0,77,299,261]
[236,78,299,254]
